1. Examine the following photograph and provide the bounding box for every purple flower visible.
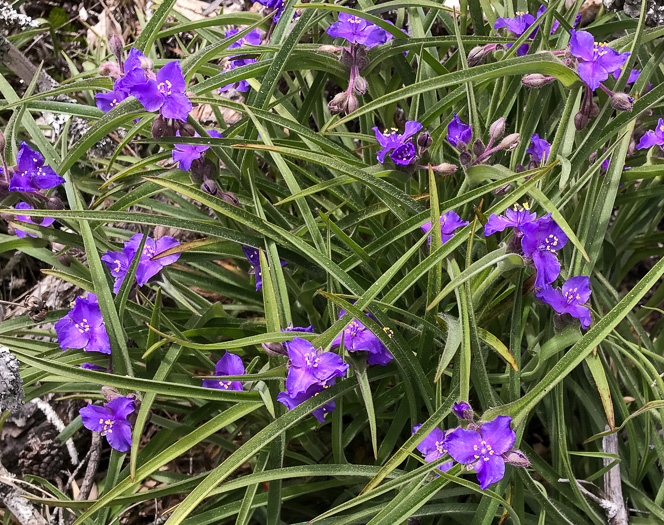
[82,362,106,371]
[226,28,263,51]
[101,234,181,293]
[390,143,417,166]
[254,0,289,22]
[612,67,640,83]
[95,84,128,113]
[413,424,454,471]
[420,210,469,245]
[54,294,111,354]
[569,30,630,91]
[372,121,423,164]
[445,415,516,490]
[172,130,222,171]
[219,59,256,94]
[202,351,245,390]
[284,337,348,397]
[8,142,65,192]
[131,61,192,121]
[12,202,54,238]
[452,401,473,420]
[446,114,472,149]
[331,312,393,366]
[79,396,135,452]
[536,6,560,33]
[637,118,664,150]
[520,215,568,288]
[282,324,314,333]
[494,12,536,56]
[326,13,393,48]
[241,245,287,292]
[526,134,550,163]
[277,380,336,423]
[536,275,592,329]
[483,204,537,236]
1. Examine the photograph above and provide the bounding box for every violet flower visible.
[131,61,193,122]
[483,203,537,237]
[241,245,287,292]
[101,234,181,293]
[331,311,393,366]
[95,85,128,113]
[202,351,245,390]
[97,48,151,111]
[612,67,640,83]
[452,401,473,421]
[172,129,222,171]
[535,6,560,33]
[445,415,516,490]
[54,293,111,354]
[536,275,592,329]
[12,202,54,238]
[282,324,314,333]
[226,28,263,51]
[525,134,551,164]
[520,215,568,288]
[569,30,630,91]
[284,337,348,397]
[8,142,65,192]
[277,380,336,423]
[81,363,106,371]
[80,396,135,452]
[412,424,454,471]
[446,114,472,149]
[219,58,256,94]
[254,0,288,22]
[420,211,469,245]
[494,12,536,56]
[372,121,423,164]
[326,13,392,49]
[637,118,664,150]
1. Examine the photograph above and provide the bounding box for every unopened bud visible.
[355,46,369,70]
[452,401,474,421]
[432,163,457,176]
[202,177,218,196]
[152,115,173,139]
[472,138,485,157]
[588,101,600,118]
[139,56,153,71]
[494,183,513,195]
[499,133,520,150]
[417,132,432,150]
[328,92,357,115]
[98,62,122,79]
[467,45,488,67]
[489,117,505,140]
[261,341,287,356]
[101,386,121,402]
[318,45,339,53]
[219,191,240,207]
[610,92,633,111]
[522,73,556,88]
[340,48,354,69]
[459,150,473,167]
[46,197,64,210]
[502,448,531,467]
[189,158,210,183]
[109,34,123,65]
[353,75,368,95]
[574,110,590,131]
[175,121,196,137]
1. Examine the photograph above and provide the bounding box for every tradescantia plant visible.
[2,0,664,523]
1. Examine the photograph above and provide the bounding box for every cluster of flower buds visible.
[447,115,519,168]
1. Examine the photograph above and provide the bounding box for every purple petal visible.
[525,134,551,163]
[562,275,591,304]
[106,419,132,452]
[286,366,318,397]
[79,404,112,432]
[215,351,245,377]
[157,61,187,93]
[366,345,393,366]
[390,143,417,166]
[31,166,65,190]
[447,114,472,148]
[475,454,506,490]
[154,236,181,267]
[86,324,111,354]
[124,48,147,73]
[577,61,609,91]
[483,214,512,236]
[445,427,483,464]
[96,91,127,113]
[637,130,664,150]
[480,415,516,455]
[536,285,567,313]
[285,337,316,368]
[82,363,106,371]
[116,68,149,95]
[401,120,423,141]
[414,426,446,457]
[55,315,90,350]
[131,79,164,112]
[161,92,192,122]
[596,49,630,74]
[106,396,136,420]
[311,352,348,381]
[16,142,43,172]
[242,245,260,266]
[567,304,592,329]
[532,250,561,288]
[569,30,595,62]
[8,172,36,192]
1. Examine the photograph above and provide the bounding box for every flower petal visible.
[86,324,111,354]
[161,92,192,122]
[569,30,595,62]
[480,415,516,455]
[55,315,90,350]
[475,454,506,490]
[106,396,136,420]
[445,427,483,464]
[106,419,132,452]
[215,351,245,377]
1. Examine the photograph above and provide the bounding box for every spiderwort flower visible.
[277,380,336,423]
[446,114,472,149]
[79,396,135,452]
[12,202,54,238]
[420,211,469,245]
[569,30,630,91]
[101,234,181,293]
[520,215,568,288]
[131,61,192,121]
[172,130,222,171]
[526,134,551,164]
[284,337,348,396]
[95,84,128,113]
[254,0,289,23]
[445,415,516,490]
[8,142,65,192]
[483,203,537,236]
[536,275,592,329]
[226,28,263,52]
[612,66,640,83]
[326,13,392,48]
[494,12,535,56]
[54,294,111,354]
[413,424,454,471]
[241,246,287,292]
[202,351,245,390]
[452,401,474,421]
[219,58,256,94]
[331,311,393,366]
[372,121,423,164]
[637,118,664,150]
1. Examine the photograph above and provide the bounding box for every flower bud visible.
[328,92,357,115]
[417,132,432,150]
[152,115,173,139]
[452,401,474,421]
[432,163,458,176]
[101,386,121,402]
[588,101,600,118]
[353,75,368,95]
[98,62,122,79]
[340,48,354,69]
[318,45,340,53]
[261,341,287,356]
[574,110,590,131]
[46,197,64,210]
[499,133,520,150]
[345,94,359,113]
[109,34,123,65]
[610,92,633,111]
[502,448,531,467]
[467,45,488,67]
[139,55,153,71]
[188,159,207,183]
[0,129,5,153]
[459,150,473,167]
[355,46,369,70]
[494,183,513,195]
[219,191,240,207]
[522,74,556,88]
[489,117,505,140]
[472,138,485,157]
[175,121,196,137]
[202,177,217,196]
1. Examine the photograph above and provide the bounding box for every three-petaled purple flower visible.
[520,215,568,288]
[80,396,135,452]
[55,294,111,354]
[326,13,393,48]
[637,118,664,150]
[494,12,536,56]
[331,310,393,366]
[202,351,245,390]
[446,114,472,149]
[96,48,150,113]
[526,134,551,164]
[277,380,336,423]
[131,61,192,121]
[445,415,516,489]
[483,203,537,237]
[172,129,222,171]
[8,142,65,193]
[219,59,256,94]
[413,424,454,471]
[254,0,289,22]
[12,202,54,238]
[284,337,348,396]
[241,246,287,292]
[420,211,469,245]
[569,30,630,91]
[101,234,181,293]
[536,275,592,329]
[372,121,422,165]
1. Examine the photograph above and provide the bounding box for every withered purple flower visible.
[525,134,551,164]
[12,202,54,238]
[446,114,472,149]
[172,130,222,171]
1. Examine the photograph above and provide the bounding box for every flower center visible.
[593,41,610,57]
[303,352,320,368]
[113,259,122,273]
[143,245,155,257]
[158,79,173,95]
[382,127,399,137]
[349,17,363,24]
[383,326,394,338]
[75,318,90,333]
[541,234,559,253]
[473,440,495,461]
[435,440,445,454]
[110,98,118,107]
[346,320,361,337]
[563,287,581,304]
[218,380,231,389]
[100,418,114,432]
[513,202,530,211]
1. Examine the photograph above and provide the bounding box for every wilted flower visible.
[536,275,592,329]
[277,380,336,423]
[372,121,423,164]
[202,351,245,390]
[172,130,222,171]
[282,324,314,333]
[446,114,472,149]
[452,401,474,421]
[131,61,192,121]
[54,294,111,354]
[525,134,551,164]
[332,310,393,366]
[254,0,288,22]
[8,142,65,192]
[82,363,106,371]
[520,215,568,288]
[637,118,664,150]
[413,424,454,471]
[569,30,629,91]
[326,13,393,48]
[241,246,287,292]
[420,211,469,245]
[80,396,135,452]
[284,337,348,397]
[483,203,537,236]
[12,202,54,238]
